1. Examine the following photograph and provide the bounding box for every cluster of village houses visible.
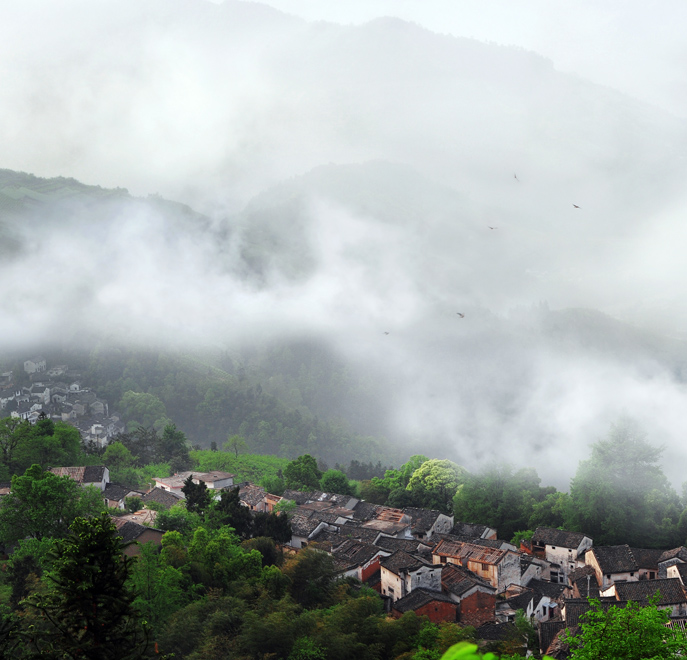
[5,359,687,657]
[33,463,687,659]
[0,357,124,446]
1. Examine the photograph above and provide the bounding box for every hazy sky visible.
[2,0,687,486]
[247,0,687,118]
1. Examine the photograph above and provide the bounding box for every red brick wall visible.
[459,591,496,628]
[361,556,382,582]
[392,601,457,624]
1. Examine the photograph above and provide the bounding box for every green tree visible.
[22,513,149,659]
[181,474,212,515]
[320,468,355,495]
[567,417,681,546]
[407,459,467,513]
[103,441,136,471]
[284,454,322,491]
[158,423,191,470]
[283,547,338,609]
[0,417,24,474]
[0,465,105,544]
[453,464,552,541]
[565,597,687,660]
[225,434,248,458]
[209,486,254,537]
[119,391,169,431]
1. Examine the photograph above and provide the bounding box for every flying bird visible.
[457,313,465,318]
[573,204,581,209]
[488,226,498,230]
[383,331,389,335]
[514,173,519,181]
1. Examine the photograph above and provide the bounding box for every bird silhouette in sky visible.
[457,313,465,318]
[383,331,389,335]
[488,226,498,230]
[573,204,581,209]
[514,173,519,181]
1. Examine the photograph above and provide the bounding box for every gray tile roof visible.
[533,527,589,548]
[451,521,493,538]
[375,536,432,556]
[141,487,183,509]
[381,550,433,576]
[658,547,687,564]
[442,563,495,597]
[403,507,444,534]
[612,578,687,605]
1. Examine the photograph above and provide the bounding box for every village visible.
[34,460,687,659]
[3,357,687,657]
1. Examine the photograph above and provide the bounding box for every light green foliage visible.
[510,529,534,546]
[367,455,428,504]
[568,417,682,546]
[320,468,355,495]
[103,441,136,470]
[273,498,297,514]
[406,459,467,513]
[155,503,203,537]
[224,433,248,457]
[0,464,106,544]
[129,541,187,631]
[565,597,687,660]
[190,449,289,484]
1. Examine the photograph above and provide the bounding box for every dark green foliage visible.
[252,511,293,544]
[283,547,338,609]
[453,464,554,541]
[182,475,212,514]
[113,423,191,470]
[284,454,323,491]
[320,468,355,495]
[241,536,281,567]
[209,486,253,537]
[22,513,149,659]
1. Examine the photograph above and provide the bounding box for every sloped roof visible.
[630,547,664,569]
[381,550,433,576]
[612,578,687,605]
[239,484,266,507]
[591,545,637,573]
[375,536,432,556]
[403,507,446,534]
[332,539,386,570]
[433,538,510,566]
[475,622,517,641]
[500,590,534,612]
[290,512,322,538]
[442,563,494,597]
[527,578,569,601]
[533,527,589,549]
[339,521,382,544]
[142,487,183,508]
[658,546,687,564]
[113,518,162,543]
[352,500,381,521]
[50,465,107,484]
[539,620,566,656]
[392,587,455,613]
[451,521,493,538]
[104,482,139,502]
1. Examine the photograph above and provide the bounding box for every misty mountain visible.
[3,0,687,486]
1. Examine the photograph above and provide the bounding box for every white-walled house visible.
[380,550,442,602]
[531,527,593,584]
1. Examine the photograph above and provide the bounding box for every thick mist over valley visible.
[2,0,687,488]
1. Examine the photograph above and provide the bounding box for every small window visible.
[552,546,556,550]
[481,563,489,571]
[650,572,656,579]
[440,556,447,564]
[630,572,634,577]
[606,574,611,579]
